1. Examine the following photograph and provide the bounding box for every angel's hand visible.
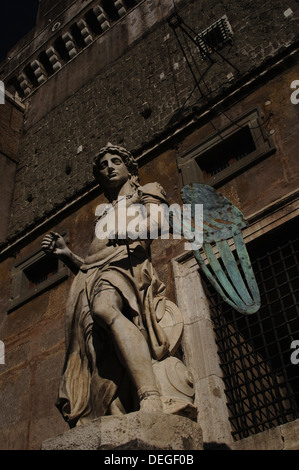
[41,232,68,256]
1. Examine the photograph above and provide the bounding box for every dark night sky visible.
[0,0,40,62]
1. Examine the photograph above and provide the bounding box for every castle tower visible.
[0,0,299,450]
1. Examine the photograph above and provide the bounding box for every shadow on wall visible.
[203,442,232,450]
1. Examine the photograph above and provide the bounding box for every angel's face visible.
[96,153,130,188]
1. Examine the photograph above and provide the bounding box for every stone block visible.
[93,5,110,32]
[31,60,47,85]
[229,426,283,450]
[62,33,77,59]
[113,0,127,17]
[17,72,32,96]
[45,47,62,72]
[41,411,203,450]
[77,19,93,46]
[281,419,299,450]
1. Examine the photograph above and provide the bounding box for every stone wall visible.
[3,0,299,245]
[0,93,24,242]
[0,62,298,448]
[0,0,299,451]
[230,419,299,450]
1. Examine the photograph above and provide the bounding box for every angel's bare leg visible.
[92,288,162,412]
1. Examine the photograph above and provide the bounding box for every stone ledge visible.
[41,411,203,451]
[229,418,299,450]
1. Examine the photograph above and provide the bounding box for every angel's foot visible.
[137,386,163,413]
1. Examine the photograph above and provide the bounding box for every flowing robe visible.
[56,183,170,427]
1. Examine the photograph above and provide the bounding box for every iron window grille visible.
[204,218,299,440]
[177,107,276,188]
[195,15,233,59]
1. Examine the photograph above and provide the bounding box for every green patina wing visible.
[180,183,261,315]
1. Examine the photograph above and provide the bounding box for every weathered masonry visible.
[0,0,298,450]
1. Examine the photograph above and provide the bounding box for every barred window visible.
[195,15,233,59]
[205,217,299,440]
[8,236,69,313]
[177,107,276,188]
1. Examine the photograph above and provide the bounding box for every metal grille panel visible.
[205,219,299,440]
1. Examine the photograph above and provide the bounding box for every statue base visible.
[41,411,203,450]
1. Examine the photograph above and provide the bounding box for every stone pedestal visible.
[41,411,203,450]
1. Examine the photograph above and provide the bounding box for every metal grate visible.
[196,125,256,179]
[195,15,233,59]
[24,256,58,289]
[205,218,299,440]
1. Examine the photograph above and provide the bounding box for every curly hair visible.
[93,143,139,188]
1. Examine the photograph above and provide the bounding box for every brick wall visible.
[0,0,299,450]
[3,0,299,244]
[0,94,24,242]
